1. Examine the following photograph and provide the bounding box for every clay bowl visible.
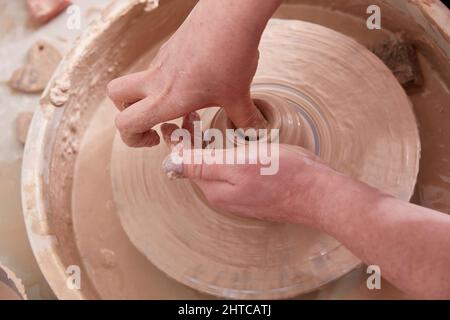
[22,0,450,299]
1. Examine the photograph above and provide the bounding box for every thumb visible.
[225,94,267,129]
[162,148,229,181]
[115,85,185,148]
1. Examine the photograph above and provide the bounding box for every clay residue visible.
[372,34,423,89]
[9,40,62,93]
[27,0,71,24]
[49,78,71,106]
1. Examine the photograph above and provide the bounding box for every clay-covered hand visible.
[162,141,351,227]
[107,0,271,148]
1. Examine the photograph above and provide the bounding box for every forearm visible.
[309,175,450,299]
[195,0,283,33]
[185,0,283,50]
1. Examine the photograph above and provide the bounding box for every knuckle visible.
[115,114,132,134]
[185,163,204,179]
[106,79,120,99]
[121,133,144,148]
[119,133,135,147]
[114,114,125,131]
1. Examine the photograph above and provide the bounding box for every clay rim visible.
[20,0,141,300]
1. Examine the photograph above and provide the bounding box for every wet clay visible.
[109,19,419,299]
[372,35,423,89]
[37,1,450,300]
[72,100,209,299]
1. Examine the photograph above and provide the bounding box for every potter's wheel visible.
[110,20,420,299]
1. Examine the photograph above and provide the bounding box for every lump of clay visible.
[373,34,423,89]
[27,0,71,24]
[16,112,34,145]
[9,41,62,94]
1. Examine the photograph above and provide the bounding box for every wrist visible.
[193,0,282,39]
[318,176,386,235]
[290,165,385,232]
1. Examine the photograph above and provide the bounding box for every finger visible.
[191,179,235,207]
[114,96,165,148]
[183,162,227,182]
[161,111,201,148]
[226,94,267,130]
[182,111,200,134]
[161,123,180,147]
[182,111,202,146]
[118,128,160,148]
[107,71,150,111]
[116,90,185,138]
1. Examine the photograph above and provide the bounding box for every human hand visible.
[161,123,348,227]
[107,0,269,148]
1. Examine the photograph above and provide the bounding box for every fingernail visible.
[162,153,183,180]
